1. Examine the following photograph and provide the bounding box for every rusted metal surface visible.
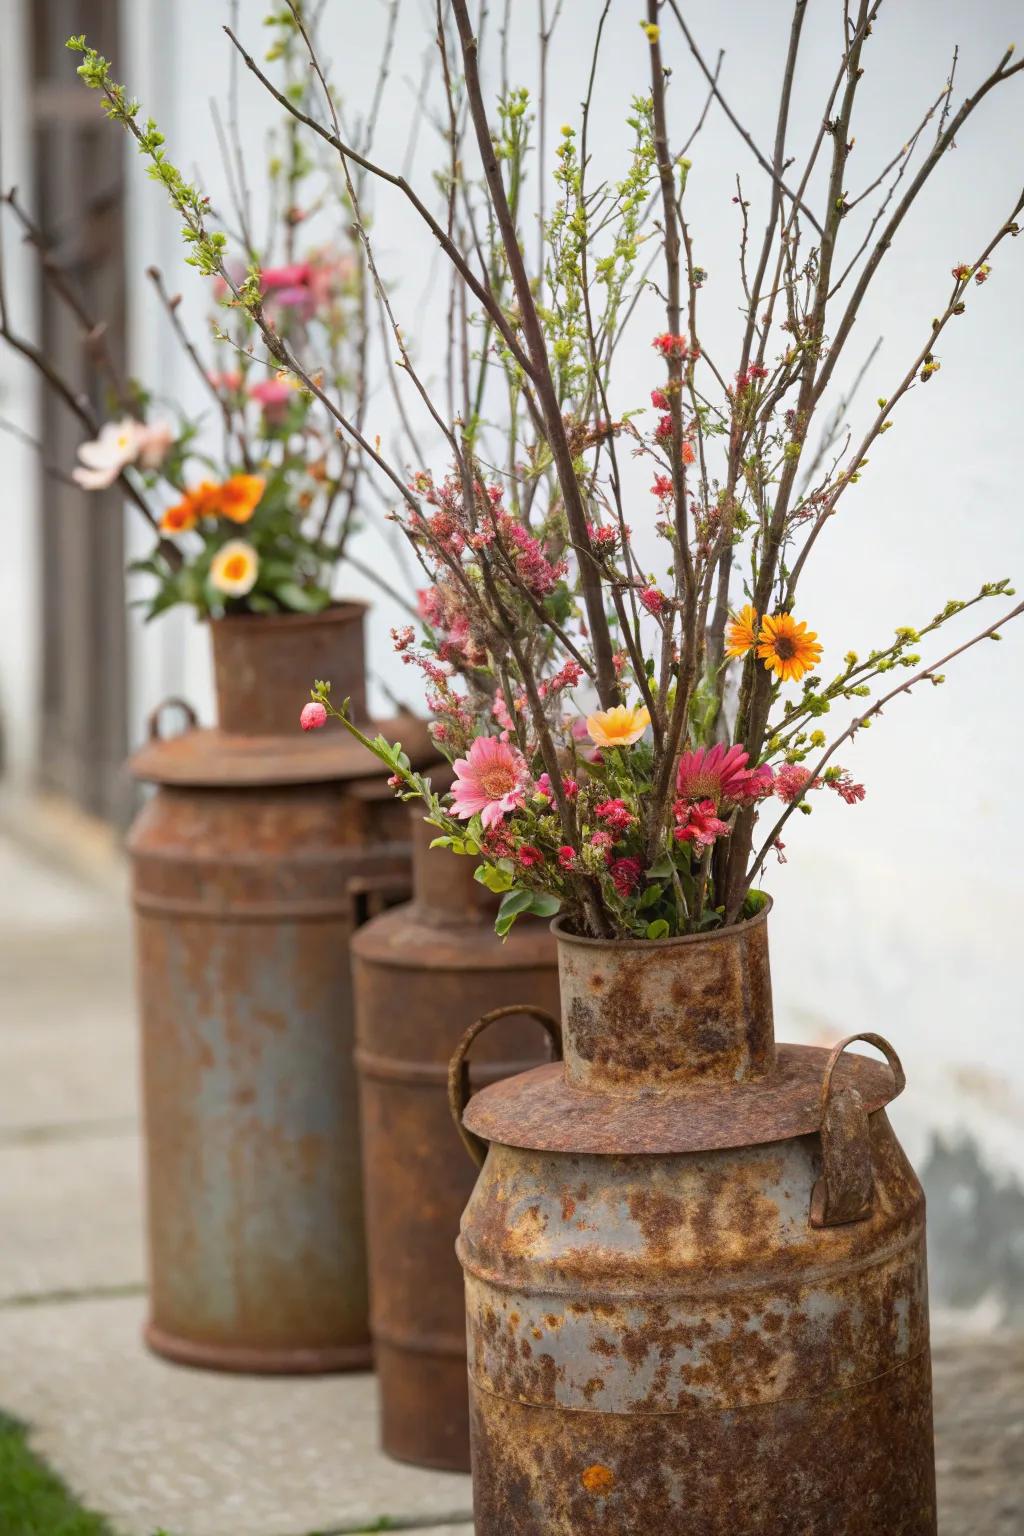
[352,813,560,1468]
[456,917,937,1533]
[448,1004,562,1169]
[461,1044,900,1155]
[211,601,369,734]
[128,608,423,1373]
[554,905,775,1091]
[811,1033,906,1229]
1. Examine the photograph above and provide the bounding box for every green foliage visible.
[0,1412,124,1536]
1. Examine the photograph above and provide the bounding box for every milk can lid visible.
[129,713,436,788]
[462,1042,903,1155]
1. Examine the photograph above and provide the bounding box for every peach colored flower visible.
[585,703,651,749]
[208,474,266,525]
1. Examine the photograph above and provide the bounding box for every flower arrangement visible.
[0,12,382,621]
[66,4,1023,938]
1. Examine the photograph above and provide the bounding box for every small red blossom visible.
[651,475,673,499]
[653,332,689,359]
[387,773,402,788]
[590,829,615,851]
[557,846,577,870]
[774,763,816,804]
[609,856,642,898]
[594,798,635,835]
[640,586,667,617]
[517,844,544,868]
[681,440,696,465]
[735,764,775,802]
[673,799,731,849]
[587,521,619,553]
[539,658,584,699]
[391,625,415,653]
[828,772,866,805]
[650,388,669,409]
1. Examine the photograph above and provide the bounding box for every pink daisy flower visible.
[450,736,529,829]
[676,743,752,806]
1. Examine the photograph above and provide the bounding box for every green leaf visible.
[637,883,663,911]
[646,919,670,940]
[474,863,515,894]
[272,580,331,614]
[495,887,535,937]
[526,892,561,918]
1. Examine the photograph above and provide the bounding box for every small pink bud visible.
[300,701,328,731]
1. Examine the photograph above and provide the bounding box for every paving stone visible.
[0,1295,473,1536]
[0,1134,144,1302]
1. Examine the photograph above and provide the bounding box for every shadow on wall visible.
[923,1136,1024,1326]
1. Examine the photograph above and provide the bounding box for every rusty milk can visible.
[128,603,433,1372]
[352,811,561,1470]
[451,903,937,1534]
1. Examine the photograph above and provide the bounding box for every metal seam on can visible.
[466,1345,932,1417]
[456,1221,924,1302]
[355,1048,546,1087]
[132,894,361,921]
[371,1322,469,1356]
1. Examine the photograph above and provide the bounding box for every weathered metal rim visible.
[552,894,772,949]
[207,596,369,635]
[129,714,435,787]
[144,1321,373,1375]
[462,1042,902,1154]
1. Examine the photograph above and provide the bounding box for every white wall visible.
[4,2,1023,1294]
[0,0,41,791]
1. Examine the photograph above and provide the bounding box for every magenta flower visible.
[517,844,544,868]
[260,262,312,292]
[735,763,775,802]
[450,736,529,829]
[676,743,752,805]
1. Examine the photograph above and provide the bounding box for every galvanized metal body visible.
[352,814,560,1469]
[457,912,937,1534]
[128,606,433,1373]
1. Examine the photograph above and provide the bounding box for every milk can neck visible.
[555,909,776,1093]
[409,812,493,924]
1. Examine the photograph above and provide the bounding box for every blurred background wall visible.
[1,0,1022,1320]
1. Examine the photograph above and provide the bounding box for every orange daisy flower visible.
[160,497,199,534]
[724,604,759,659]
[756,612,822,683]
[211,474,267,524]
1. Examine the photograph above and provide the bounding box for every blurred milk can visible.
[128,604,432,1371]
[451,903,937,1534]
[352,811,561,1470]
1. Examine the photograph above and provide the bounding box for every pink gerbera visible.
[450,736,529,829]
[676,743,752,806]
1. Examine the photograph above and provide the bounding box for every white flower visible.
[71,417,174,489]
[71,418,144,490]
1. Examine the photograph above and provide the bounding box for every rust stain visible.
[581,1463,616,1495]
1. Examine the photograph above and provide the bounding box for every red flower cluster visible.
[594,798,635,835]
[653,333,691,359]
[674,799,730,848]
[609,857,642,897]
[640,587,667,616]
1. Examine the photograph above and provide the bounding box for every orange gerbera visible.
[212,473,267,524]
[756,612,822,683]
[724,604,759,659]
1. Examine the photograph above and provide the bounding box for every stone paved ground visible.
[0,814,1020,1535]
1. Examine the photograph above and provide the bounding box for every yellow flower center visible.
[479,766,516,798]
[223,555,248,581]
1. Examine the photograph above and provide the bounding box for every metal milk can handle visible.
[810,1031,906,1229]
[147,697,199,739]
[448,1006,562,1169]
